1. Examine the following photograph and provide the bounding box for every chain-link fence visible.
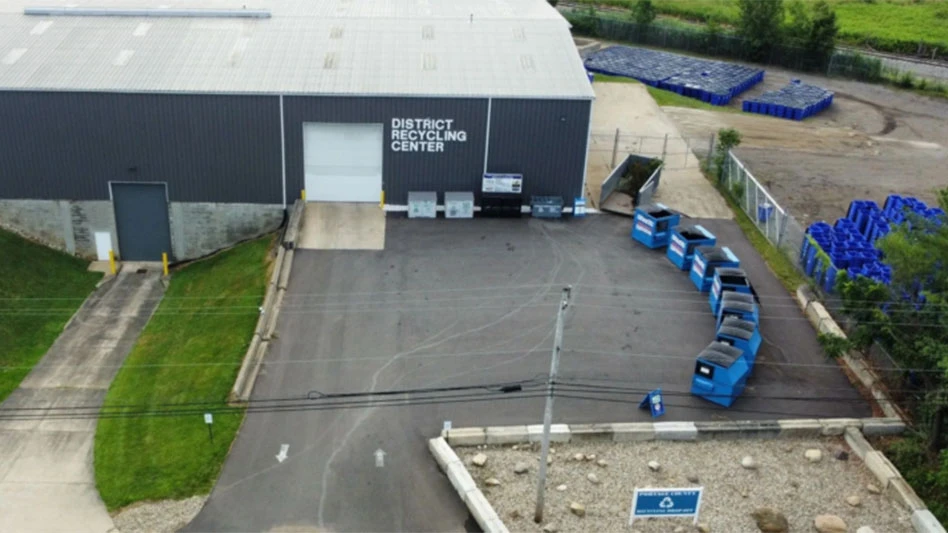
[587,130,712,171]
[720,151,807,268]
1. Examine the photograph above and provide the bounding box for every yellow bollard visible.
[301,189,306,201]
[108,250,116,275]
[162,253,169,277]
[380,190,385,210]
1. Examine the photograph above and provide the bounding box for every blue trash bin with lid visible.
[716,316,762,367]
[632,204,680,249]
[666,225,716,270]
[690,246,739,292]
[710,267,753,315]
[715,292,759,328]
[691,341,751,408]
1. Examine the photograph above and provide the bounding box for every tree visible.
[713,128,742,180]
[783,0,811,43]
[805,0,839,70]
[703,17,723,52]
[631,0,657,27]
[737,0,784,62]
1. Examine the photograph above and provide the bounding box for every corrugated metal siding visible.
[283,96,489,205]
[0,91,282,203]
[487,98,591,201]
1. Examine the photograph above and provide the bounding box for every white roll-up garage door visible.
[303,122,383,202]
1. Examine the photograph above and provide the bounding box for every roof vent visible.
[113,49,134,66]
[513,27,526,41]
[323,52,338,69]
[422,25,434,40]
[133,22,151,36]
[330,26,343,39]
[2,48,27,65]
[23,7,271,18]
[520,55,535,71]
[422,53,436,71]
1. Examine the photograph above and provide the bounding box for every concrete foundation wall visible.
[169,202,284,260]
[0,199,283,261]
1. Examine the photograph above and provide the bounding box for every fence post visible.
[661,133,668,162]
[611,128,619,169]
[777,211,788,248]
[706,133,715,173]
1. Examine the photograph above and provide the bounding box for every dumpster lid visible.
[699,342,743,368]
[720,301,756,314]
[674,225,714,241]
[637,203,676,219]
[697,246,737,263]
[721,316,756,333]
[718,324,754,340]
[721,291,755,304]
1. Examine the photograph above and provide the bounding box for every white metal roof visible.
[0,0,594,99]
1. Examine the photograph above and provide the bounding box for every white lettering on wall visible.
[390,117,467,153]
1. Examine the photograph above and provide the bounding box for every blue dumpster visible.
[715,316,762,367]
[666,225,716,271]
[689,246,740,292]
[632,204,681,249]
[715,291,759,329]
[691,341,751,408]
[709,267,753,315]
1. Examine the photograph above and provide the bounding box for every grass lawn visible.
[594,73,736,112]
[0,230,99,403]
[95,235,274,510]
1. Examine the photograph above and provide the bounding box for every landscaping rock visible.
[814,514,847,533]
[472,453,487,467]
[542,524,558,533]
[696,523,711,533]
[674,527,686,533]
[846,495,861,507]
[856,527,876,533]
[485,478,501,487]
[751,507,789,533]
[514,462,529,474]
[648,460,661,472]
[573,453,585,461]
[585,454,597,461]
[834,449,849,461]
[805,449,823,463]
[597,459,608,467]
[511,445,519,451]
[687,474,700,483]
[867,484,881,494]
[569,502,586,517]
[742,456,758,470]
[556,484,567,492]
[587,473,601,485]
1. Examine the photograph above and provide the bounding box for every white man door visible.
[303,123,383,202]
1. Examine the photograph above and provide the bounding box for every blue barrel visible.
[757,203,774,223]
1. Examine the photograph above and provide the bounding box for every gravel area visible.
[112,496,205,533]
[464,439,912,533]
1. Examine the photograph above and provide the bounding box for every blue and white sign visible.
[629,487,704,525]
[638,388,665,418]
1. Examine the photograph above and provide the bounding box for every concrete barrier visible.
[428,437,509,533]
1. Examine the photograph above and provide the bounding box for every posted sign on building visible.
[629,487,703,525]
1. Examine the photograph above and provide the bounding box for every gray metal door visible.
[111,183,172,261]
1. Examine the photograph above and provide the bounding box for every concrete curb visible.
[428,437,509,533]
[230,201,304,403]
[793,286,906,421]
[436,418,944,533]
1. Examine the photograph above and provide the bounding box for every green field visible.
[95,235,273,510]
[0,230,99,403]
[575,0,948,57]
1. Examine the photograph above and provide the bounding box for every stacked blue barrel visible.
[584,46,764,106]
[801,195,945,292]
[630,206,763,408]
[742,80,833,120]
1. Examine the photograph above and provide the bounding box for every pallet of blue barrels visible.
[666,225,716,270]
[716,316,762,367]
[743,80,833,121]
[690,246,740,292]
[709,267,753,315]
[632,204,680,249]
[691,341,751,408]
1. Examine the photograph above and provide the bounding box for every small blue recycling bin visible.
[691,341,751,408]
[666,225,716,270]
[715,291,759,328]
[690,246,740,292]
[757,203,774,223]
[716,316,762,367]
[632,204,681,249]
[709,267,753,315]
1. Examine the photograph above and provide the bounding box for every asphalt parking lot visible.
[186,214,870,533]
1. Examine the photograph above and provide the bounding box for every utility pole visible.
[534,286,572,524]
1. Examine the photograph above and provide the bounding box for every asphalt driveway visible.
[186,215,869,533]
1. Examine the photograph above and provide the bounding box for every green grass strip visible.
[0,230,99,403]
[95,235,274,510]
[593,74,736,112]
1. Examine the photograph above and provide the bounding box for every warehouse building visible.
[0,0,594,261]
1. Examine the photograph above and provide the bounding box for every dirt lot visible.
[466,437,912,533]
[664,66,948,225]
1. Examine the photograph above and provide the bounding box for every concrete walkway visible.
[298,202,386,250]
[0,272,165,533]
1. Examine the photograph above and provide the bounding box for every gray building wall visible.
[0,91,283,203]
[169,202,284,260]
